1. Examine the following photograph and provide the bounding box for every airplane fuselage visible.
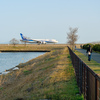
[20,33,58,44]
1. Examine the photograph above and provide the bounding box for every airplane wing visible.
[33,39,46,44]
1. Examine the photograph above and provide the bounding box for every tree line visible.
[82,44,100,52]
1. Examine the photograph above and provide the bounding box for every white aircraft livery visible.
[20,33,58,44]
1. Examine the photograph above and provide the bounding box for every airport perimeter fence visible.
[68,46,100,100]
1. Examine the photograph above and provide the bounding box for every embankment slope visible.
[0,47,83,100]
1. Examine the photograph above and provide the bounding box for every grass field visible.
[0,44,66,52]
[0,47,83,100]
[75,50,100,76]
[0,44,82,51]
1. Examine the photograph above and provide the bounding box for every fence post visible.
[95,75,97,100]
[84,66,86,100]
[82,65,84,94]
[79,60,83,94]
[99,81,100,100]
[86,68,88,100]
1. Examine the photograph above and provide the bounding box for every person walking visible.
[86,45,92,61]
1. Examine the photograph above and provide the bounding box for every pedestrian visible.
[86,45,92,61]
[75,45,76,49]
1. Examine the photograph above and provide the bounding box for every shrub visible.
[83,44,100,52]
[92,44,100,52]
[82,44,93,49]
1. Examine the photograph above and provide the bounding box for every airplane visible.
[20,33,58,44]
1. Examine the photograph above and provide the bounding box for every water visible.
[0,52,45,72]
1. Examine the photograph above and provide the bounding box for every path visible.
[76,48,100,63]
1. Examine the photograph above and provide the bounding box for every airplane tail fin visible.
[20,33,23,39]
[20,33,27,41]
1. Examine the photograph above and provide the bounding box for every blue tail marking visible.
[20,33,27,40]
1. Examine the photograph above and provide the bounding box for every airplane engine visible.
[41,41,46,44]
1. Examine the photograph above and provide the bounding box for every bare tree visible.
[10,38,19,46]
[67,27,78,49]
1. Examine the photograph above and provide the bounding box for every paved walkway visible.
[76,48,100,63]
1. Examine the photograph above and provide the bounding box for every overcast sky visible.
[0,0,100,44]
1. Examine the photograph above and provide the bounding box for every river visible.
[0,52,45,73]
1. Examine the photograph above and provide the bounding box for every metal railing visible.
[68,46,100,100]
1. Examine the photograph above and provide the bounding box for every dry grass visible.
[0,44,66,51]
[0,47,83,100]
